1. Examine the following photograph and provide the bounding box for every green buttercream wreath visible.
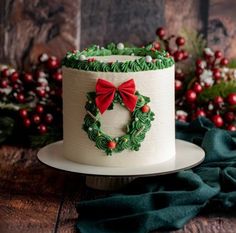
[82,91,155,155]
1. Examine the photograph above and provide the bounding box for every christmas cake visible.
[62,43,175,167]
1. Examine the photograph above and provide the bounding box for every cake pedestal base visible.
[37,139,205,190]
[85,176,136,190]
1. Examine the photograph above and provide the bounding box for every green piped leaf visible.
[63,43,174,72]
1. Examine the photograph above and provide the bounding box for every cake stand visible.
[37,139,205,190]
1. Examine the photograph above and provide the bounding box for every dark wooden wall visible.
[1,0,236,68]
[0,0,81,68]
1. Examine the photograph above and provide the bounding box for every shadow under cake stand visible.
[37,139,205,190]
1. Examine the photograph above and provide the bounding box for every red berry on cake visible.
[153,41,160,50]
[141,105,150,113]
[150,47,156,52]
[87,58,96,62]
[107,141,116,149]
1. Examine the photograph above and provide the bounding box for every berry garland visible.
[0,54,63,147]
[154,27,236,131]
[83,91,155,155]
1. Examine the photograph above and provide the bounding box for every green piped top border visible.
[62,43,174,72]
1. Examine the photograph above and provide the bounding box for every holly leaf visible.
[180,28,207,58]
[0,116,15,144]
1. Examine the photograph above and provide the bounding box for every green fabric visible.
[76,117,236,233]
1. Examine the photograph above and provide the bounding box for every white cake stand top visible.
[37,139,205,177]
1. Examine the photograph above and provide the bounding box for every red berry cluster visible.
[177,49,236,130]
[19,105,54,134]
[156,27,188,62]
[155,27,189,93]
[194,49,229,86]
[185,50,229,105]
[0,54,62,135]
[155,27,236,131]
[189,93,236,129]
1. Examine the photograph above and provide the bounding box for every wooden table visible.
[0,145,235,233]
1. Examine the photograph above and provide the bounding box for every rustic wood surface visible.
[0,146,236,233]
[1,0,236,68]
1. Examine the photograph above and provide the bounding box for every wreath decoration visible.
[82,79,155,155]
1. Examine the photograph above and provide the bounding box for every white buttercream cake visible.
[62,43,175,167]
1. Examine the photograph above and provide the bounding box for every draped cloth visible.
[76,117,236,233]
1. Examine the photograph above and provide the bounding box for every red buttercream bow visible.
[95,79,138,114]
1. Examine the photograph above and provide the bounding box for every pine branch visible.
[198,81,236,102]
[180,29,207,58]
[29,127,62,148]
[228,58,236,68]
[0,102,20,110]
[0,116,15,143]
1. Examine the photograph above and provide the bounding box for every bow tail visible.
[120,91,138,112]
[95,92,115,114]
